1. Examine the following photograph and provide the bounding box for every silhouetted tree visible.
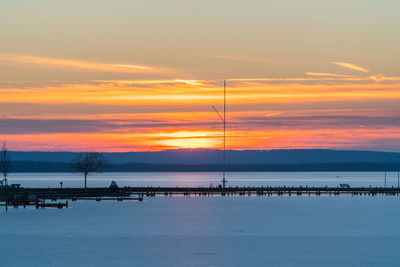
[0,142,11,186]
[72,152,108,188]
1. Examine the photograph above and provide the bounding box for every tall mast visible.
[222,80,227,188]
[211,81,227,188]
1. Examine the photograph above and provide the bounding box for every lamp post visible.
[384,171,387,187]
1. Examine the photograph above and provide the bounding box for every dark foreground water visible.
[1,172,400,266]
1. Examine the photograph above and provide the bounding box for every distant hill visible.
[8,149,400,165]
[8,161,400,172]
[4,149,400,172]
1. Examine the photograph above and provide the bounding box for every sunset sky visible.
[1,0,400,152]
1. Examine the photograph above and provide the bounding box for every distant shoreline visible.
[9,161,400,172]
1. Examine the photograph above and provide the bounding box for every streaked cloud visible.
[368,74,400,82]
[201,54,292,64]
[228,77,367,83]
[94,79,207,86]
[203,54,265,62]
[330,61,370,73]
[0,54,172,74]
[305,72,353,77]
[3,114,400,135]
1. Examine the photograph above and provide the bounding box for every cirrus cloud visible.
[330,61,370,73]
[0,53,174,75]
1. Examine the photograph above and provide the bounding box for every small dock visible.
[0,199,68,211]
[0,187,143,211]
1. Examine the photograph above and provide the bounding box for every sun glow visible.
[2,74,400,151]
[151,131,220,149]
[158,138,219,149]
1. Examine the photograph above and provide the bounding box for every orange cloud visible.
[1,80,400,106]
[2,76,400,151]
[368,74,400,82]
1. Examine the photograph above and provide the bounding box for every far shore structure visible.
[0,142,11,186]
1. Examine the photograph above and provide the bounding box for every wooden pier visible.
[120,185,400,197]
[2,185,400,211]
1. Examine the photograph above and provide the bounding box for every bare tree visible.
[72,152,108,188]
[0,142,11,186]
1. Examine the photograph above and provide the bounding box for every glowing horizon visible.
[2,70,400,152]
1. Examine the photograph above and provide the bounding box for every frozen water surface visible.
[1,172,400,266]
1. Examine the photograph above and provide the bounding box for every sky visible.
[1,0,400,152]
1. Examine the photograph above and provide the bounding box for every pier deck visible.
[2,185,400,210]
[1,185,400,201]
[121,186,400,197]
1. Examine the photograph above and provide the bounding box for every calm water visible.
[2,172,400,267]
[8,171,400,188]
